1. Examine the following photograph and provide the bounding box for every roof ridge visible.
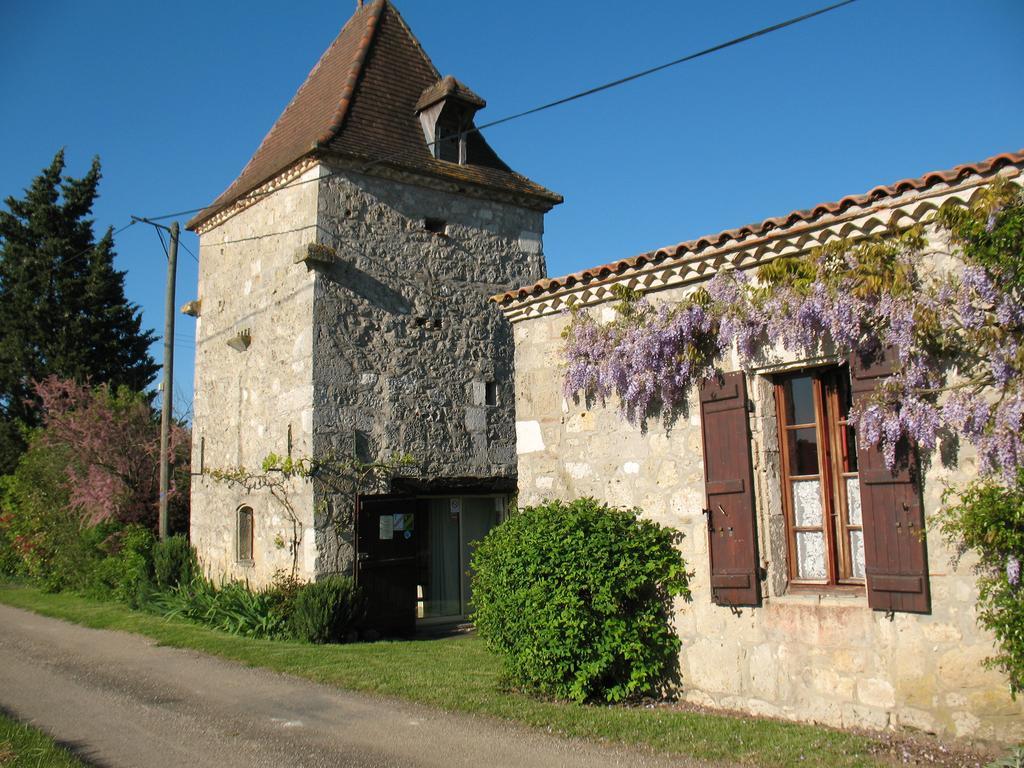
[493,148,1024,306]
[314,0,386,148]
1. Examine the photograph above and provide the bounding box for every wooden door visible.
[356,496,420,637]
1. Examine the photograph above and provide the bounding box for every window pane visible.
[792,479,823,527]
[238,508,253,561]
[782,376,816,425]
[846,476,862,525]
[422,499,461,618]
[787,428,819,475]
[843,424,858,472]
[795,531,827,579]
[849,529,866,579]
[836,369,853,419]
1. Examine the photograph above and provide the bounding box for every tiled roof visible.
[493,149,1024,306]
[416,75,486,112]
[188,0,560,231]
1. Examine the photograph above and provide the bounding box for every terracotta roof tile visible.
[493,149,1024,306]
[189,0,560,231]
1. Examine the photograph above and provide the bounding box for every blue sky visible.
[2,0,1022,420]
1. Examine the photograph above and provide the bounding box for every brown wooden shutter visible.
[849,348,931,614]
[699,371,761,607]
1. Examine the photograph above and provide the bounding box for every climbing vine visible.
[207,450,415,575]
[563,178,1024,481]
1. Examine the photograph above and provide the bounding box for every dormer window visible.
[415,75,486,165]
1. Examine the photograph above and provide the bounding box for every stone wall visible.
[309,166,546,573]
[190,165,320,585]
[508,222,1024,743]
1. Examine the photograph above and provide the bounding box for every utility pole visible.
[130,215,181,540]
[158,222,179,540]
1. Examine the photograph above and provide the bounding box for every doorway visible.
[356,494,505,635]
[416,496,503,624]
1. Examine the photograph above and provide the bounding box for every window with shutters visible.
[775,366,865,588]
[236,505,254,564]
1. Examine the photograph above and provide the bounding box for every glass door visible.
[416,496,504,622]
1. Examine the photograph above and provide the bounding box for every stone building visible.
[186,0,560,632]
[494,150,1024,741]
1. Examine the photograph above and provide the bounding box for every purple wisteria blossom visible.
[561,212,1024,482]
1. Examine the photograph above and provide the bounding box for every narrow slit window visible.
[237,506,254,564]
[484,381,497,406]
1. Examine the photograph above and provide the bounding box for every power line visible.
[135,0,859,231]
[199,223,322,248]
[154,226,169,260]
[56,219,137,270]
[141,206,207,222]
[177,238,199,263]
[475,0,857,134]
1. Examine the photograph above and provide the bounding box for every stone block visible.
[566,462,592,480]
[952,710,981,738]
[895,706,938,734]
[811,667,856,701]
[747,643,780,701]
[841,703,890,731]
[937,645,994,691]
[857,678,896,709]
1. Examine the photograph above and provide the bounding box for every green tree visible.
[0,150,157,471]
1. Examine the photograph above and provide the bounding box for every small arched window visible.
[237,506,254,564]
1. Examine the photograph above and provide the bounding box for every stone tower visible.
[186,0,560,625]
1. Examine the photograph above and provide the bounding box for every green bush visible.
[939,470,1024,696]
[0,439,97,591]
[288,575,364,644]
[153,578,288,639]
[152,535,197,590]
[263,570,304,628]
[86,524,155,607]
[470,498,690,703]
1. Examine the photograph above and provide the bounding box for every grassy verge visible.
[0,711,90,768]
[0,583,888,768]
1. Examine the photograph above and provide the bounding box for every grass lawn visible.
[0,711,90,768]
[0,583,896,768]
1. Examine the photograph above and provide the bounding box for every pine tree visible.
[0,150,158,472]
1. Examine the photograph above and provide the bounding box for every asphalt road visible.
[0,604,705,768]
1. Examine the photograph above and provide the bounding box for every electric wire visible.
[473,0,857,135]
[178,238,200,264]
[133,0,860,234]
[154,226,169,260]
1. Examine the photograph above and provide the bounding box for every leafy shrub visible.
[263,569,305,628]
[0,439,94,591]
[86,524,155,607]
[470,498,690,703]
[152,535,197,590]
[939,470,1024,695]
[987,745,1024,768]
[153,578,288,639]
[288,575,364,644]
[0,510,19,577]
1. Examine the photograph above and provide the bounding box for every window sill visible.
[769,587,865,607]
[236,560,254,568]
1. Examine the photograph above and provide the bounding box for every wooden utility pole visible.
[158,221,180,540]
